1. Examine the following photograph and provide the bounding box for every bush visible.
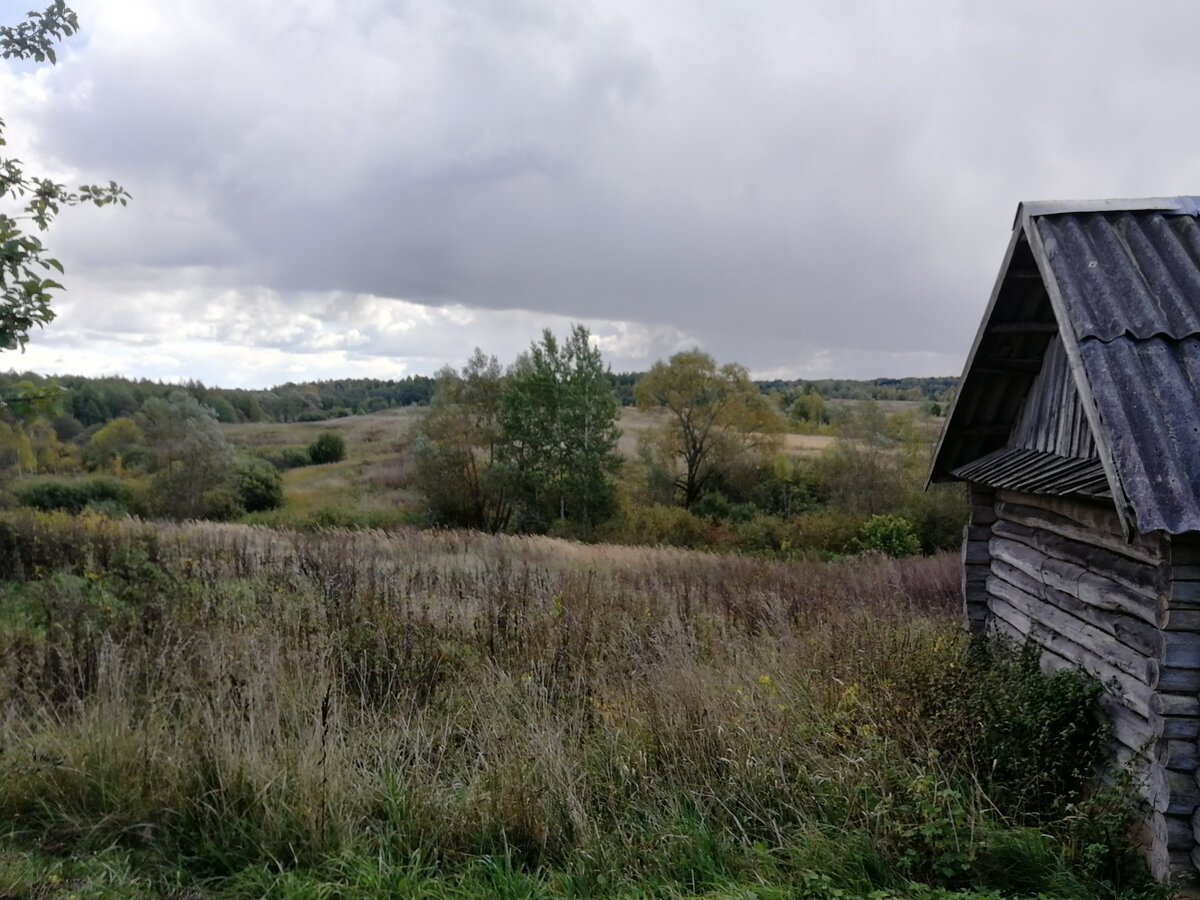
[919,640,1109,820]
[858,514,922,557]
[598,504,716,549]
[784,509,866,557]
[308,432,346,465]
[14,476,140,516]
[237,458,284,513]
[200,485,244,521]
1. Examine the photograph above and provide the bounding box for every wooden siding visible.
[1010,334,1098,459]
[979,490,1199,879]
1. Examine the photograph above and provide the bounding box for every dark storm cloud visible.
[10,0,1200,384]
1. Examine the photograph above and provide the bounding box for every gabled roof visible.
[930,197,1200,536]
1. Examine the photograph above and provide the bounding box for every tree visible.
[498,325,621,533]
[138,392,238,519]
[1,3,129,352]
[82,416,144,471]
[634,350,782,509]
[412,349,514,532]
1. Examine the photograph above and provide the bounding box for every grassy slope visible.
[0,513,1161,899]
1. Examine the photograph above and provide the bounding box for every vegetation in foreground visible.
[0,511,1161,899]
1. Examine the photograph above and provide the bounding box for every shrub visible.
[237,458,284,513]
[858,514,922,557]
[308,432,346,465]
[784,509,866,556]
[919,640,1109,820]
[14,476,140,516]
[200,484,244,521]
[599,503,715,548]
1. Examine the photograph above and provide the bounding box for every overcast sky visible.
[3,1,1200,388]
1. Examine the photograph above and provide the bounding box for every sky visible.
[4,1,1200,389]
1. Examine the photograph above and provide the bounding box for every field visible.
[0,511,1155,899]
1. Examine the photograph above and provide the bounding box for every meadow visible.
[0,511,1159,898]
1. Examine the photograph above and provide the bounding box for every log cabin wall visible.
[963,486,994,637]
[975,488,1200,879]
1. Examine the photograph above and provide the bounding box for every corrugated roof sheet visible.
[931,196,1200,535]
[1074,335,1200,534]
[951,448,1111,498]
[1038,213,1200,339]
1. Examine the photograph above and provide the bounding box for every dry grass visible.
[0,512,1142,898]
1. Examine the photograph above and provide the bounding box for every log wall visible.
[971,489,1200,880]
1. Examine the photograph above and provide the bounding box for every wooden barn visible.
[929,197,1200,880]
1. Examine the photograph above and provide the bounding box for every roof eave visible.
[927,224,1027,489]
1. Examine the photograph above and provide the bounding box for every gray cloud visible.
[8,0,1200,385]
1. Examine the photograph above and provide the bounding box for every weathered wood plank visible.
[1162,632,1200,669]
[1034,636,1154,720]
[991,518,1163,599]
[995,495,1163,565]
[1157,605,1200,631]
[1152,694,1200,718]
[1169,581,1200,607]
[1157,666,1200,693]
[1103,697,1158,762]
[989,549,1162,654]
[966,524,992,542]
[1161,715,1200,740]
[964,541,991,566]
[1159,739,1200,772]
[1077,572,1158,625]
[1147,811,1196,852]
[987,574,1155,685]
[1151,768,1200,815]
[997,489,1123,537]
[987,598,1031,640]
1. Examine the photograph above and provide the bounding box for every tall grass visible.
[0,511,1156,898]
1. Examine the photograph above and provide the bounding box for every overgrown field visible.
[0,512,1159,898]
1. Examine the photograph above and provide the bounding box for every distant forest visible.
[0,370,958,429]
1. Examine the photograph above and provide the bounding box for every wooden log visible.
[1151,768,1200,815]
[964,541,991,566]
[1188,803,1200,835]
[987,599,1031,640]
[1076,572,1158,625]
[991,518,1163,599]
[988,617,1026,645]
[989,549,1163,655]
[1169,581,1200,607]
[1110,739,1153,779]
[1104,698,1158,763]
[1172,565,1200,580]
[995,495,1164,565]
[987,574,1156,685]
[1148,811,1196,852]
[966,524,992,542]
[1157,666,1200,693]
[1163,632,1200,669]
[1162,715,1200,740]
[1167,849,1194,879]
[1157,606,1200,631]
[1153,694,1200,718]
[1035,639,1154,720]
[1159,739,1200,772]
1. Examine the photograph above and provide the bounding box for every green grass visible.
[0,511,1168,899]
